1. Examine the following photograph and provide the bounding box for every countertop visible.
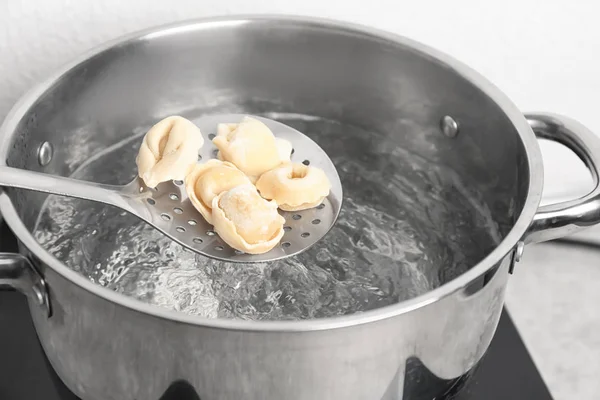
[2,2,600,399]
[506,237,600,400]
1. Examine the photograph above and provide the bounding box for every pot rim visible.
[0,14,543,332]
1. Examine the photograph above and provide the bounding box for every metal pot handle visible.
[0,253,50,316]
[525,112,600,244]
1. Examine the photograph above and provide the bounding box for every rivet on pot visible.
[440,116,459,138]
[38,142,53,166]
[514,241,525,262]
[32,284,45,306]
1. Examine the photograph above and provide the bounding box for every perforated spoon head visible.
[128,114,343,263]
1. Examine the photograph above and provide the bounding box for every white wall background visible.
[1,1,599,398]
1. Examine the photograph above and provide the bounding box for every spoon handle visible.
[0,165,135,212]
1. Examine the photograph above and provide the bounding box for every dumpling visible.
[212,184,285,254]
[275,137,293,163]
[216,122,238,137]
[256,163,331,211]
[213,116,289,181]
[185,160,251,224]
[136,116,204,188]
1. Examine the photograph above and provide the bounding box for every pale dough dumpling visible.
[275,137,293,162]
[136,116,204,188]
[185,160,251,224]
[213,116,291,181]
[212,184,285,254]
[256,163,331,211]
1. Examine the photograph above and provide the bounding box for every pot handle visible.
[0,253,50,316]
[525,113,600,244]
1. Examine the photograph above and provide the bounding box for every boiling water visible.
[33,115,501,321]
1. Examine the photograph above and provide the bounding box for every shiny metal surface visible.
[514,241,525,263]
[525,113,600,244]
[37,141,53,166]
[440,115,459,138]
[0,114,342,263]
[0,253,49,315]
[0,15,599,400]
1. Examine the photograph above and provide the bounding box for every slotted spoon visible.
[0,114,343,262]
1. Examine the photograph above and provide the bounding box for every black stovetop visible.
[0,221,554,400]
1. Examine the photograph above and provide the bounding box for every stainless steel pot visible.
[1,15,600,400]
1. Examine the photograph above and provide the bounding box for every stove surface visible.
[0,222,554,400]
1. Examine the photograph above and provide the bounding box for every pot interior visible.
[4,18,529,321]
